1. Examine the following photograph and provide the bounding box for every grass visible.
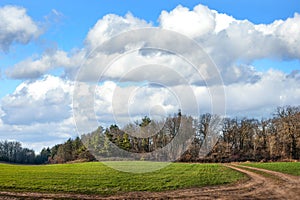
[0,161,245,196]
[234,165,283,182]
[242,162,300,176]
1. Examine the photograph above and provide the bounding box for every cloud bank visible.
[1,4,300,151]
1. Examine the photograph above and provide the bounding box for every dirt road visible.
[1,163,299,199]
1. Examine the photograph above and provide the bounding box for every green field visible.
[242,162,300,176]
[0,162,245,196]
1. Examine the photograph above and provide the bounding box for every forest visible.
[0,105,299,164]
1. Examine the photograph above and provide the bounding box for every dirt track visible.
[0,163,299,199]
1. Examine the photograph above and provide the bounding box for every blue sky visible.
[0,0,300,151]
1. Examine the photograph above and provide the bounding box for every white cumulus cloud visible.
[159,4,216,38]
[0,5,40,52]
[1,75,73,125]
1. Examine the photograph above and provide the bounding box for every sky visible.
[0,0,300,152]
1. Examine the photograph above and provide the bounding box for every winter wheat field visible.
[0,162,300,199]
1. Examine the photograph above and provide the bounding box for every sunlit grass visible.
[242,162,300,176]
[0,161,245,195]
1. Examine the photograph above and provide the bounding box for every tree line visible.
[184,106,300,162]
[1,106,299,164]
[0,138,95,164]
[83,106,300,162]
[0,141,36,164]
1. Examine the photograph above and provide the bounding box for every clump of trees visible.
[0,141,36,164]
[0,137,95,164]
[183,106,300,162]
[81,111,189,161]
[48,137,95,164]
